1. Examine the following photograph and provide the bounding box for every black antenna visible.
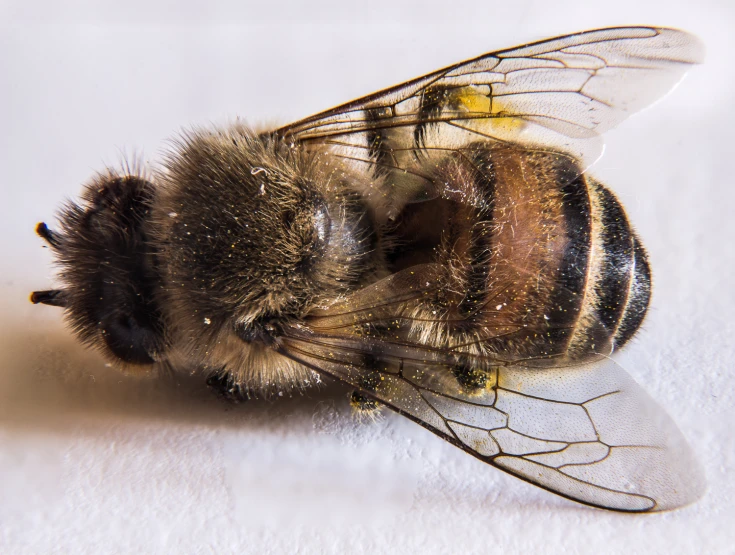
[36,222,61,249]
[30,289,67,307]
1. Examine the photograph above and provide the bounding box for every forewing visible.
[279,330,704,511]
[275,27,702,174]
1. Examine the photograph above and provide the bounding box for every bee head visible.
[31,170,166,368]
[153,126,373,346]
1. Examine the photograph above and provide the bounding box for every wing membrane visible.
[265,27,704,511]
[276,27,703,167]
[278,330,704,511]
[274,264,704,511]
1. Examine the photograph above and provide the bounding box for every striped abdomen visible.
[386,143,651,362]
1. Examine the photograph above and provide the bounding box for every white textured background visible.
[1,1,734,553]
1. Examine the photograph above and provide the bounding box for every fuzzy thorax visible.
[151,126,377,388]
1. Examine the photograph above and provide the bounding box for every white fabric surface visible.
[1,1,733,552]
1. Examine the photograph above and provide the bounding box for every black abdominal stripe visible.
[565,179,651,356]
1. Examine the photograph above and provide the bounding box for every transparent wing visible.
[274,265,704,511]
[275,27,703,172]
[279,330,704,511]
[267,27,705,511]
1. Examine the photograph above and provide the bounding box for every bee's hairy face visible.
[32,172,166,366]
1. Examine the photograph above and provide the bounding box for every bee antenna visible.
[30,289,68,308]
[36,222,61,250]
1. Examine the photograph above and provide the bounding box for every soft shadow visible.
[0,307,634,517]
[0,316,353,433]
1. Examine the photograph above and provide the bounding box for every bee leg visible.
[349,361,384,419]
[350,390,382,415]
[206,372,251,404]
[451,362,489,393]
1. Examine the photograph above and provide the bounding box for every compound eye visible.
[100,313,159,365]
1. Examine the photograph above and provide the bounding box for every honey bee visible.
[31,27,704,512]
